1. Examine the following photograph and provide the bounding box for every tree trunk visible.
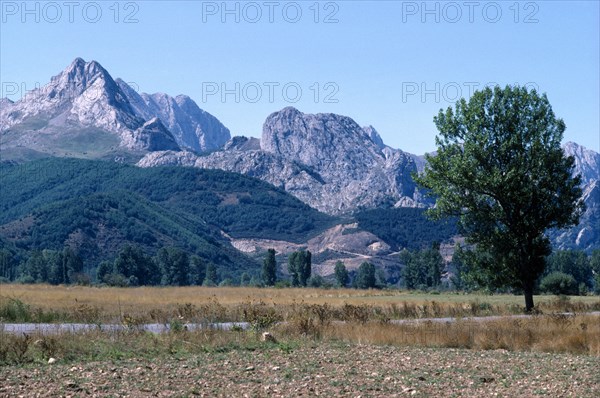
[523,282,535,312]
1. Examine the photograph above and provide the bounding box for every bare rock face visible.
[552,179,600,253]
[173,95,231,151]
[261,107,382,173]
[136,150,200,167]
[1,58,142,137]
[116,79,230,152]
[1,58,228,155]
[259,108,424,213]
[363,125,386,150]
[140,107,424,215]
[125,117,180,152]
[563,141,600,186]
[223,136,261,151]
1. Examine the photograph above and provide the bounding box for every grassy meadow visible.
[1,284,599,358]
[1,284,599,322]
[2,284,599,396]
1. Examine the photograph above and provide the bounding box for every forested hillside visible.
[0,158,336,281]
[355,208,457,250]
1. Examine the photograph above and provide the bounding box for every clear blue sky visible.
[1,0,598,154]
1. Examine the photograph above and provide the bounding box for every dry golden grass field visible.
[2,284,599,319]
[1,284,599,396]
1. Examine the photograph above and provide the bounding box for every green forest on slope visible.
[354,208,457,250]
[0,158,336,281]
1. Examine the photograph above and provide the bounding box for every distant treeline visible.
[2,242,598,295]
[0,244,238,287]
[451,247,600,295]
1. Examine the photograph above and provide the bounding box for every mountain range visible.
[1,58,598,262]
[0,58,229,161]
[138,107,426,214]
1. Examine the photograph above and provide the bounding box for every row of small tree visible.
[262,245,600,294]
[261,249,313,287]
[97,245,218,287]
[260,248,388,289]
[7,248,84,285]
[3,243,599,294]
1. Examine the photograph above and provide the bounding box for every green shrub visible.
[307,275,325,288]
[540,272,578,295]
[16,275,35,284]
[274,280,291,288]
[0,298,32,322]
[594,275,600,295]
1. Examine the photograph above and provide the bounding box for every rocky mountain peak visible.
[261,107,383,172]
[66,57,102,75]
[1,58,231,155]
[53,58,115,96]
[174,94,193,104]
[141,107,422,214]
[363,125,386,149]
[69,56,85,67]
[563,141,600,185]
[115,85,231,153]
[0,57,141,136]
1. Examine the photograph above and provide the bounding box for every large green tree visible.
[415,85,583,311]
[334,261,349,288]
[156,247,190,286]
[400,244,442,290]
[354,262,377,289]
[262,249,277,286]
[287,250,312,287]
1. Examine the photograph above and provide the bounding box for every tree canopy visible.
[334,261,349,288]
[262,249,277,286]
[354,262,377,289]
[415,85,584,311]
[400,244,442,290]
[287,250,312,287]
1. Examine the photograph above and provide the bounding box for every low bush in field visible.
[540,272,578,295]
[0,297,65,323]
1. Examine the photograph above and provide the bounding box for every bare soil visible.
[2,343,598,397]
